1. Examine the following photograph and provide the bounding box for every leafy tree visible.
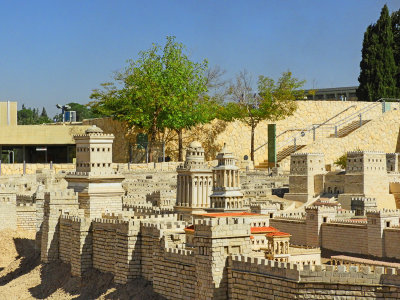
[357,5,399,101]
[224,70,304,162]
[53,102,103,122]
[90,36,210,162]
[17,105,52,124]
[41,107,48,118]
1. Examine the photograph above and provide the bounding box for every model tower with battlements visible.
[65,126,125,219]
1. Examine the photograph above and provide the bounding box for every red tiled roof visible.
[184,225,194,232]
[199,212,261,217]
[250,235,254,239]
[266,231,291,237]
[251,226,279,234]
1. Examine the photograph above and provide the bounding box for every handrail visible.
[254,105,358,153]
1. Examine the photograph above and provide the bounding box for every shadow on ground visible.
[0,235,164,299]
[0,237,40,286]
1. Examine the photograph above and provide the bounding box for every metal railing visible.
[257,98,400,163]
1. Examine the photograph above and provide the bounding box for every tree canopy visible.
[357,5,400,101]
[222,70,304,161]
[17,105,53,125]
[89,36,214,161]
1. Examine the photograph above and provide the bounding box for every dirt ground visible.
[0,229,164,300]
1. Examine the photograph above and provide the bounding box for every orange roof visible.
[199,212,261,218]
[266,231,291,237]
[250,235,254,239]
[251,226,279,234]
[184,225,194,232]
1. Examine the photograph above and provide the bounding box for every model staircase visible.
[256,145,306,169]
[329,120,371,138]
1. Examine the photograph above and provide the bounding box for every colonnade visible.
[213,169,240,188]
[268,240,290,255]
[211,196,243,209]
[177,174,212,208]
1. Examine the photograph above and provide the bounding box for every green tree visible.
[357,5,398,101]
[90,36,210,162]
[392,9,400,89]
[224,70,304,162]
[17,105,52,124]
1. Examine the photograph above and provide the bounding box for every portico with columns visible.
[175,141,213,222]
[207,143,245,212]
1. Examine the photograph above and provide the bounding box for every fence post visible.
[23,160,26,175]
[50,161,53,170]
[294,137,297,152]
[335,126,338,137]
[313,126,316,141]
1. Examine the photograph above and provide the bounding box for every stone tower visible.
[338,151,396,210]
[208,144,244,212]
[194,217,252,299]
[305,206,336,247]
[284,153,326,203]
[65,126,125,219]
[175,141,213,222]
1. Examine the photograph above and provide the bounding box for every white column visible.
[192,176,196,207]
[189,177,192,207]
[186,176,190,207]
[177,175,181,205]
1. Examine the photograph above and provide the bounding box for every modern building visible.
[303,86,358,101]
[0,101,90,163]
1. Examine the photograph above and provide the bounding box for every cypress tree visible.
[357,5,398,101]
[392,10,400,90]
[374,5,397,99]
[41,107,48,118]
[357,25,376,101]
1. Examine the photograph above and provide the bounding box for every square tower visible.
[66,126,125,219]
[338,151,395,210]
[285,153,325,203]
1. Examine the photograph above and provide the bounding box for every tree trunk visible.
[148,118,158,163]
[178,129,184,161]
[250,125,256,163]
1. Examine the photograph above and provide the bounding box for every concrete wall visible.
[0,101,17,126]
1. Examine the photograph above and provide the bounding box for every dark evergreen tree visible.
[392,10,400,89]
[357,5,398,101]
[40,107,48,118]
[357,25,376,101]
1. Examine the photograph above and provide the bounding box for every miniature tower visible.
[284,153,325,203]
[175,141,213,221]
[65,126,125,219]
[338,151,396,210]
[207,144,244,212]
[194,217,252,299]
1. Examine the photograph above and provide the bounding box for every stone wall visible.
[279,109,400,169]
[0,163,75,175]
[321,222,368,255]
[269,219,306,245]
[152,248,196,299]
[229,256,400,299]
[16,203,36,231]
[86,101,387,165]
[384,228,400,259]
[0,200,16,230]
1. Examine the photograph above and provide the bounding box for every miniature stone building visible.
[207,144,244,212]
[284,153,325,203]
[175,141,213,221]
[65,126,125,219]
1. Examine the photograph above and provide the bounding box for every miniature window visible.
[97,148,100,152]
[323,217,327,223]
[386,221,391,228]
[91,148,94,152]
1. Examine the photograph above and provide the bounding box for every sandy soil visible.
[0,229,164,300]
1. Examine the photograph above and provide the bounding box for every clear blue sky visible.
[1,0,399,117]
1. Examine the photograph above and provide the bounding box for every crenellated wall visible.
[228,255,400,299]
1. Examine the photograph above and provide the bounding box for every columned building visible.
[207,144,245,212]
[175,141,213,222]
